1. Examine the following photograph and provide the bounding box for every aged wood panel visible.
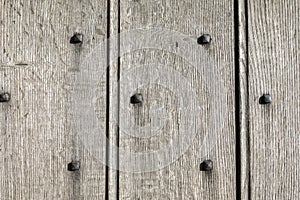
[237,0,250,199]
[113,0,237,199]
[248,0,300,199]
[107,0,120,198]
[0,0,107,199]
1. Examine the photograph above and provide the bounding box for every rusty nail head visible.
[259,94,272,105]
[130,93,143,104]
[200,159,213,171]
[70,33,83,44]
[0,92,10,102]
[67,160,80,171]
[197,34,212,45]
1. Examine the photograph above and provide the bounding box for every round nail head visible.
[70,33,83,44]
[0,92,10,102]
[259,94,272,105]
[200,159,213,171]
[130,93,143,104]
[67,161,80,171]
[197,34,212,45]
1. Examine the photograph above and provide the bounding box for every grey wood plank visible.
[107,0,120,198]
[248,0,300,199]
[237,0,250,199]
[0,0,107,199]
[115,0,237,199]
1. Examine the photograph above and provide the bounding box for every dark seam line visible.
[116,0,121,199]
[234,0,241,199]
[105,0,111,199]
[245,0,251,199]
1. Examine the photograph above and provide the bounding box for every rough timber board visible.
[248,0,300,199]
[0,0,107,199]
[115,0,237,199]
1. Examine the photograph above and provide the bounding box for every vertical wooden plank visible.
[115,0,237,199]
[237,0,250,199]
[107,0,120,198]
[248,0,300,199]
[0,0,107,199]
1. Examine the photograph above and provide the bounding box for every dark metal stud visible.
[67,160,80,171]
[259,94,272,105]
[197,34,212,45]
[0,92,10,102]
[200,159,213,171]
[70,33,83,44]
[130,93,143,104]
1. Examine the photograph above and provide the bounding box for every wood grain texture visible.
[107,0,120,198]
[116,0,237,199]
[248,0,300,199]
[237,0,250,199]
[0,0,107,199]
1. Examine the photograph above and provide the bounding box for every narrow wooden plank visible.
[107,0,120,198]
[0,0,107,199]
[237,0,250,199]
[248,0,300,199]
[115,0,237,199]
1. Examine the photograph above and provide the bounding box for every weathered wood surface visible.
[0,0,107,199]
[248,0,300,199]
[115,0,237,199]
[1,0,300,199]
[237,0,250,199]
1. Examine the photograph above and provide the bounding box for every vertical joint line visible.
[116,0,121,199]
[244,0,251,199]
[105,0,111,199]
[234,0,241,199]
[235,0,250,200]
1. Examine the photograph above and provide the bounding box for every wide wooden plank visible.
[0,0,107,199]
[248,0,300,199]
[115,0,237,199]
